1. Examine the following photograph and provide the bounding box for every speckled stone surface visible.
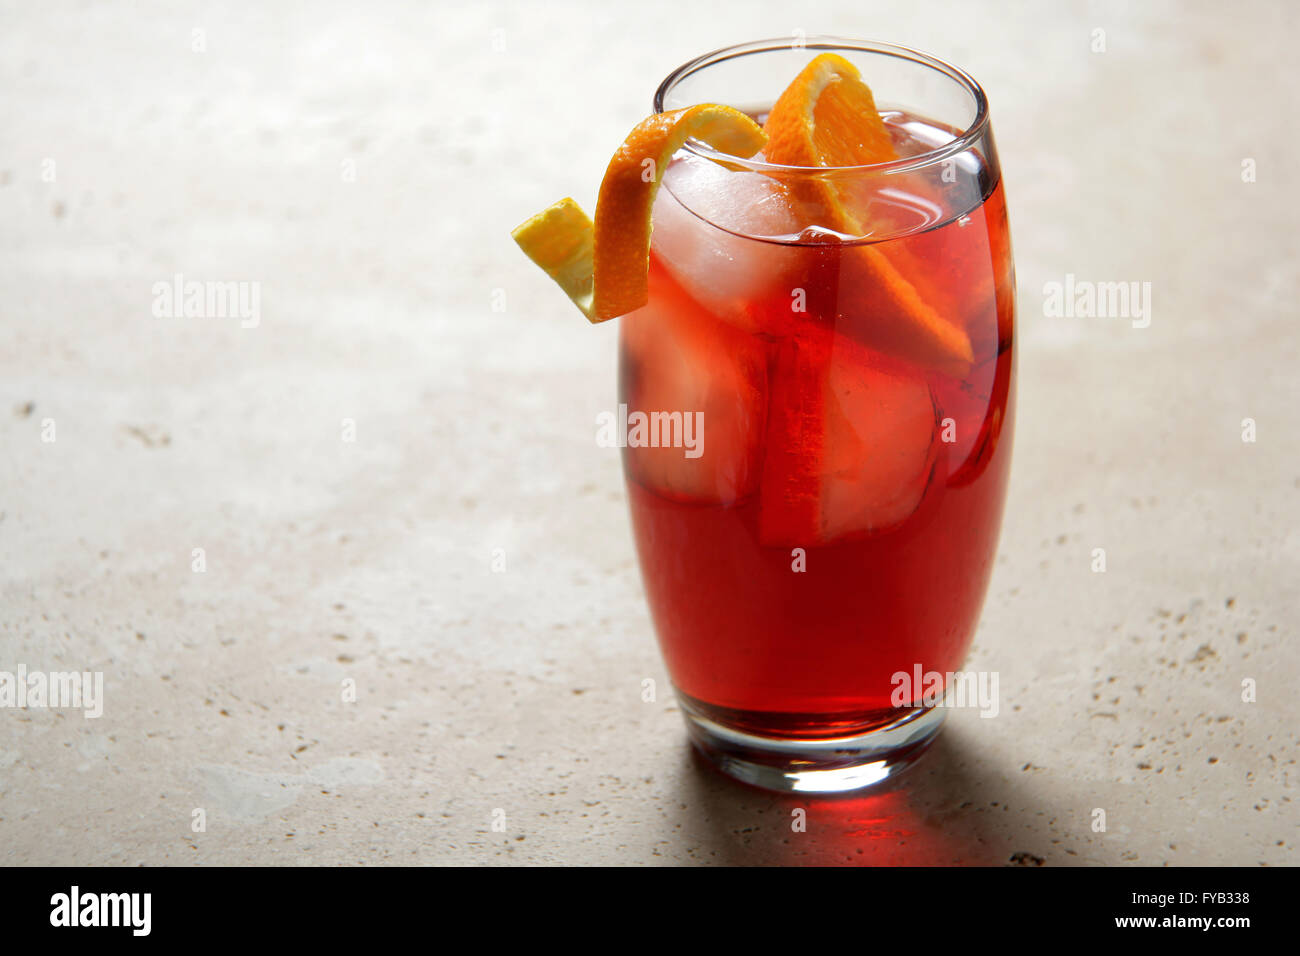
[0,2,1295,865]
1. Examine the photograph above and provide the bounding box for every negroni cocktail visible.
[515,39,1016,792]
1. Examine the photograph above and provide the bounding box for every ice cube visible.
[759,329,938,546]
[620,258,768,505]
[650,153,804,332]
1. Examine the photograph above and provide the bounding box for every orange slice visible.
[764,53,898,170]
[763,54,973,374]
[511,105,766,322]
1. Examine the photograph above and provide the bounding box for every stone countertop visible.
[0,1,1295,865]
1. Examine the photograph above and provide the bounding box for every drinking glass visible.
[619,37,1015,793]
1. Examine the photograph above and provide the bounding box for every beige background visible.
[0,0,1295,865]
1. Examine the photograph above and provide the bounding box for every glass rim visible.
[652,36,991,176]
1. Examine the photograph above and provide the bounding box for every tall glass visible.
[619,38,1015,792]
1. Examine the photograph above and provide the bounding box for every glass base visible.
[680,699,945,794]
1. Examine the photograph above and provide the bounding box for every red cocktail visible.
[515,38,1016,792]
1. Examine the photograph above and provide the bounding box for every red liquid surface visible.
[620,123,1016,739]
